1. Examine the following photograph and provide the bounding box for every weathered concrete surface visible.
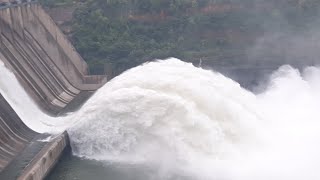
[0,94,68,179]
[0,93,37,172]
[0,93,67,180]
[0,133,50,179]
[0,1,107,115]
[17,132,69,180]
[0,1,107,179]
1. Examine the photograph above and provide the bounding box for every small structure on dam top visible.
[0,0,108,179]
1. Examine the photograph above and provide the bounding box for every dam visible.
[0,0,107,179]
[1,0,320,180]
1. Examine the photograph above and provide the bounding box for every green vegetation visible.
[40,0,74,7]
[70,0,260,75]
[41,0,320,76]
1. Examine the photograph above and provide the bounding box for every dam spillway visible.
[0,0,107,115]
[0,93,38,172]
[0,92,68,179]
[0,0,108,179]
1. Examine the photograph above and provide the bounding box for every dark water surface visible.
[46,150,194,180]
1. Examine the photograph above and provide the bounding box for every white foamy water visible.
[68,59,263,178]
[0,61,75,133]
[1,58,320,179]
[68,58,320,180]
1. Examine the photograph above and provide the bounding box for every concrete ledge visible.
[17,132,69,180]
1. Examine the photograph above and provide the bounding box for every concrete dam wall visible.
[0,93,68,179]
[0,93,37,172]
[0,1,107,115]
[0,1,107,179]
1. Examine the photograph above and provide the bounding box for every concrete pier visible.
[17,132,69,180]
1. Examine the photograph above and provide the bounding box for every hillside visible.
[41,0,320,79]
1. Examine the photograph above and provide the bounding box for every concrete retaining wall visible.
[0,93,37,172]
[0,2,107,115]
[0,93,69,180]
[17,132,69,180]
[0,1,107,179]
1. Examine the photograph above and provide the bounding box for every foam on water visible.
[68,59,262,166]
[67,58,320,179]
[1,58,320,179]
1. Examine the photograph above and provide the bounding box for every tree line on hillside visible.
[40,0,320,76]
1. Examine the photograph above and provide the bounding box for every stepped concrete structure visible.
[0,93,38,173]
[0,0,107,115]
[0,0,108,179]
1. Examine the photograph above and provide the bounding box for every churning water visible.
[1,58,320,180]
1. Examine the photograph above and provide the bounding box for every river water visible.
[46,150,194,180]
[1,58,320,180]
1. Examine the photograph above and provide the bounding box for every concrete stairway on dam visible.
[0,1,108,115]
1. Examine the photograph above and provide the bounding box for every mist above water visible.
[1,58,320,179]
[0,1,320,179]
[68,58,320,180]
